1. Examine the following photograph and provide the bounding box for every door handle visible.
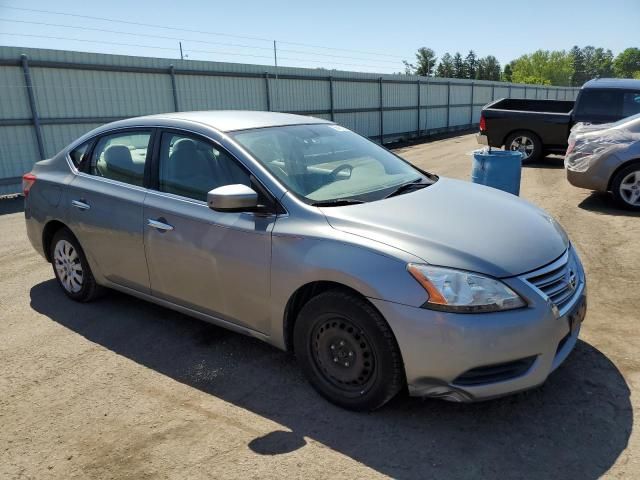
[147,218,174,231]
[71,199,90,210]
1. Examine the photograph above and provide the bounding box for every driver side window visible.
[158,132,250,201]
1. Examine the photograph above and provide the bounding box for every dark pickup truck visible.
[478,78,640,162]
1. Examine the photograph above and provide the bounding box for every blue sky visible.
[0,0,637,73]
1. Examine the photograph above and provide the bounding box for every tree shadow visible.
[30,280,632,480]
[0,196,23,215]
[578,191,640,217]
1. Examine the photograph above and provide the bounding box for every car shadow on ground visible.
[522,155,565,170]
[578,191,640,217]
[0,196,23,215]
[30,280,632,480]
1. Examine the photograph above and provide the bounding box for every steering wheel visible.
[329,163,353,181]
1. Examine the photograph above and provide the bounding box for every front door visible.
[143,130,276,334]
[66,129,153,292]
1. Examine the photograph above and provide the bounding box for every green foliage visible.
[452,52,465,79]
[436,53,454,78]
[511,50,573,86]
[408,45,638,86]
[402,47,437,76]
[613,48,640,78]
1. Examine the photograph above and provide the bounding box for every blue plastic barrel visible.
[471,149,523,195]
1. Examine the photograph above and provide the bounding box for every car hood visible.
[320,177,569,278]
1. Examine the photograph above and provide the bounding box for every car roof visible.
[582,78,640,90]
[115,110,332,132]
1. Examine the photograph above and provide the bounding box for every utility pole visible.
[179,41,184,60]
[273,40,278,111]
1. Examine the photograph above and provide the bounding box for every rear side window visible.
[576,90,623,117]
[69,140,92,170]
[622,91,640,117]
[89,131,152,186]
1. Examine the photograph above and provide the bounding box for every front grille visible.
[452,356,537,387]
[524,249,581,313]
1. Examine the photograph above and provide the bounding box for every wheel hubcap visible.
[312,318,375,391]
[53,240,83,293]
[619,170,640,206]
[509,136,534,159]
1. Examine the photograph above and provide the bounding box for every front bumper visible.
[370,265,586,402]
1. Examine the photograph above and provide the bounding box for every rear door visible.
[142,129,277,334]
[66,128,154,292]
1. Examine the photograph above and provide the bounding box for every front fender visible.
[268,225,428,349]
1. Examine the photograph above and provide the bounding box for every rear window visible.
[576,90,623,117]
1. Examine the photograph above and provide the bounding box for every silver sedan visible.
[23,111,587,410]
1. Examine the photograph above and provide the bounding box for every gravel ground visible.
[1,133,638,479]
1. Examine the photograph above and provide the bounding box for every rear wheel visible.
[505,131,542,164]
[293,290,405,411]
[50,228,102,302]
[611,163,640,211]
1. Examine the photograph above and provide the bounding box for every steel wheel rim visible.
[311,316,376,393]
[53,240,83,293]
[509,136,534,159]
[619,171,640,206]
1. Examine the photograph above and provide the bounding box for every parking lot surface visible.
[1,133,638,479]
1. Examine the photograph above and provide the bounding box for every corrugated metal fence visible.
[0,46,579,195]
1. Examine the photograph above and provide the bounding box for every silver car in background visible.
[566,112,640,210]
[24,111,587,410]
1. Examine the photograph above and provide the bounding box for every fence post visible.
[379,77,384,144]
[469,81,474,126]
[508,84,512,98]
[329,76,335,122]
[20,54,45,160]
[169,65,179,112]
[446,81,451,129]
[491,83,495,101]
[416,78,421,137]
[424,78,429,135]
[264,72,271,111]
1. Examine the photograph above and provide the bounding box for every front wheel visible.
[294,290,405,411]
[611,163,640,210]
[505,131,542,164]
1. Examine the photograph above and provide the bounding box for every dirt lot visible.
[1,133,639,479]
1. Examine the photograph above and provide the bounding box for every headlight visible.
[407,264,526,313]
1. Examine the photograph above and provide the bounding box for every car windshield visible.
[231,124,433,203]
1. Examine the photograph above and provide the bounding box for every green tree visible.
[512,50,572,86]
[477,55,501,81]
[613,48,640,78]
[436,53,454,78]
[452,52,465,78]
[503,63,513,82]
[403,47,437,76]
[570,46,588,86]
[593,48,614,77]
[464,50,478,79]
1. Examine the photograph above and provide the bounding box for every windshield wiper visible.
[384,179,431,199]
[311,198,365,207]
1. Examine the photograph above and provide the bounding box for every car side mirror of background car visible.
[207,184,259,212]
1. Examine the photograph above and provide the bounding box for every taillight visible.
[479,115,486,132]
[22,173,36,197]
[566,141,575,155]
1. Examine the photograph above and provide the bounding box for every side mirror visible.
[207,184,258,212]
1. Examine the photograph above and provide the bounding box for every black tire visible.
[50,228,102,302]
[505,131,543,164]
[611,162,640,211]
[293,290,405,411]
